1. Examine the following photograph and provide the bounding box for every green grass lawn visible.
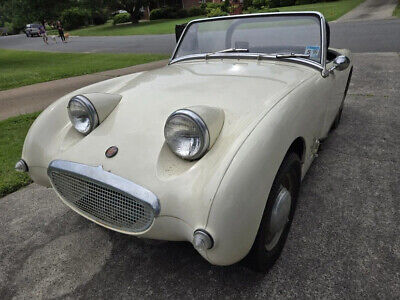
[0,49,168,91]
[67,16,202,36]
[61,0,364,36]
[0,112,40,198]
[394,0,400,18]
[278,0,365,21]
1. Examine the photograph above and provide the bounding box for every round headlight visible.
[68,95,99,135]
[164,109,210,160]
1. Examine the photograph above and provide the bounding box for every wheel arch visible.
[287,136,306,165]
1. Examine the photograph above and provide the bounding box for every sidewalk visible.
[336,0,397,22]
[0,59,168,121]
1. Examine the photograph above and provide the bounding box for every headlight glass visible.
[164,109,210,160]
[68,95,99,135]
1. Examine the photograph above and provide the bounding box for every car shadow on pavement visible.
[76,223,268,297]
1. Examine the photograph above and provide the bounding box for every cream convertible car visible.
[17,12,352,271]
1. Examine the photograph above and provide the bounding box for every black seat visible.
[326,21,330,49]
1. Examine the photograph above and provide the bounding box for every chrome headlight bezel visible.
[67,95,99,135]
[164,109,210,160]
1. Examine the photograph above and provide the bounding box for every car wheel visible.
[247,152,301,272]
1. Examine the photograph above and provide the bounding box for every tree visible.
[0,0,12,26]
[0,0,72,32]
[105,0,148,23]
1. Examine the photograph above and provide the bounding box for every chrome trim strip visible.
[170,53,324,72]
[319,13,328,77]
[165,109,210,160]
[169,12,328,76]
[68,95,99,135]
[47,160,160,216]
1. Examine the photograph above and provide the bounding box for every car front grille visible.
[48,161,159,233]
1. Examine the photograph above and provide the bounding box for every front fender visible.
[22,74,142,186]
[202,90,313,265]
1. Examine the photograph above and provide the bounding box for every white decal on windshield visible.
[305,46,320,59]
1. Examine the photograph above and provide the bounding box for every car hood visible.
[53,59,316,220]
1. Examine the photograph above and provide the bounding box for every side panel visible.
[203,74,330,265]
[323,49,353,136]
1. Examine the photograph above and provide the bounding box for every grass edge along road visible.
[0,112,39,198]
[0,49,168,91]
[64,0,365,36]
[278,0,365,21]
[66,16,201,36]
[394,0,400,18]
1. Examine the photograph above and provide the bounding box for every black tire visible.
[247,152,301,272]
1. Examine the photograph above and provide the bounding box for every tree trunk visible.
[130,10,139,23]
[130,7,141,23]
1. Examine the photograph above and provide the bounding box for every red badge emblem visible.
[105,146,118,158]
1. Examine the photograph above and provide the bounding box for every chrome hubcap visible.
[265,186,291,251]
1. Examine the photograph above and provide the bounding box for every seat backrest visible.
[325,21,330,49]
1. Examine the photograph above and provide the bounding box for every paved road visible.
[0,52,399,298]
[0,33,176,54]
[337,0,398,22]
[1,19,399,54]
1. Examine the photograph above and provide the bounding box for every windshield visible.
[174,14,322,63]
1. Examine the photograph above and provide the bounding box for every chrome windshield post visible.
[319,13,329,77]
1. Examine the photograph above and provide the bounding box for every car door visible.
[323,58,350,133]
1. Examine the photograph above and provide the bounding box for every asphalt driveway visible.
[0,52,399,298]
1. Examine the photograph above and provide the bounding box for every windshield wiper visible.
[275,52,310,59]
[216,48,249,53]
[205,48,249,59]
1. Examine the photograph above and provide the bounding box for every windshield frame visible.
[169,12,328,76]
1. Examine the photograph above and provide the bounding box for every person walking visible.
[56,21,66,43]
[39,24,48,44]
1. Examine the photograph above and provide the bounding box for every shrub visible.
[252,0,266,9]
[61,7,90,30]
[206,7,229,18]
[222,0,231,12]
[149,8,164,20]
[4,21,22,34]
[177,9,188,18]
[188,7,205,17]
[150,7,180,20]
[113,12,131,25]
[243,7,260,14]
[295,0,318,4]
[268,0,280,7]
[279,0,295,6]
[243,7,279,13]
[92,10,108,25]
[206,2,224,10]
[242,0,253,10]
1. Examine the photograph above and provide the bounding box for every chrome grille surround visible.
[48,160,160,233]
